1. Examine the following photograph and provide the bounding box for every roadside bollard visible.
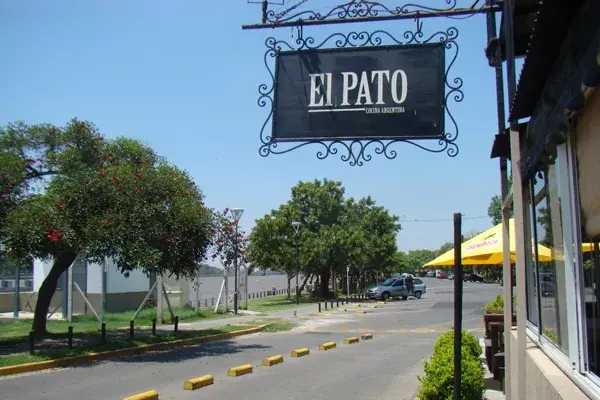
[174,316,179,332]
[152,318,157,335]
[337,299,340,307]
[331,300,334,308]
[324,301,328,310]
[129,320,134,339]
[29,330,35,354]
[68,326,73,349]
[318,303,321,313]
[100,322,106,344]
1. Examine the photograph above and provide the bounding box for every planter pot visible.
[484,313,517,337]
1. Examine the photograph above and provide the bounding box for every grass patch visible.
[247,294,314,312]
[256,318,297,332]
[0,307,234,342]
[0,323,260,368]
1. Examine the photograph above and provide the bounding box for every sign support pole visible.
[453,213,463,400]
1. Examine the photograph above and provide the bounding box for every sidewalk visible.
[154,302,319,333]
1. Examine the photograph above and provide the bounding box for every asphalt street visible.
[0,278,501,400]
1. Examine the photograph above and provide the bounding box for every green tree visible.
[488,177,513,225]
[1,119,213,334]
[248,179,400,298]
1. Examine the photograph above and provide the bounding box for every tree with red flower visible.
[1,119,213,334]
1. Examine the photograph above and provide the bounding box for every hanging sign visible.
[272,43,445,141]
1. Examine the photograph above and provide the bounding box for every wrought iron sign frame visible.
[257,27,463,166]
[268,0,460,25]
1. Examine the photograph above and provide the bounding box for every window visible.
[392,280,403,287]
[414,279,423,285]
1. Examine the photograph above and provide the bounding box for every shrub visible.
[433,329,481,360]
[482,293,516,314]
[417,330,485,400]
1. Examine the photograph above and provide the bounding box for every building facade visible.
[498,0,600,398]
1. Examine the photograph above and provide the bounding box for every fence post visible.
[129,320,134,339]
[68,326,73,349]
[174,316,179,332]
[152,318,157,335]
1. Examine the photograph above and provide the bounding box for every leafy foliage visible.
[0,119,213,332]
[209,208,249,272]
[248,179,401,297]
[418,330,485,400]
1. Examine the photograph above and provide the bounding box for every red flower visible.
[119,185,125,191]
[182,191,189,197]
[112,176,119,183]
[149,257,157,263]
[46,229,63,243]
[102,152,114,160]
[55,200,64,210]
[135,187,141,193]
[101,218,112,224]
[99,169,105,175]
[225,225,233,233]
[8,249,15,255]
[0,189,9,195]
[49,128,57,136]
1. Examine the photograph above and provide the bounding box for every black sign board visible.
[272,43,445,141]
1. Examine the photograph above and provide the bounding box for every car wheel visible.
[381,292,390,301]
[414,291,422,299]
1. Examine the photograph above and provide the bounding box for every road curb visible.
[262,355,284,367]
[228,364,253,377]
[0,324,269,377]
[183,374,214,390]
[318,341,337,351]
[123,389,159,400]
[291,347,310,357]
[344,337,359,344]
[361,333,374,340]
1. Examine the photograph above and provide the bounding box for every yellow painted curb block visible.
[291,348,310,357]
[377,301,387,304]
[123,389,158,400]
[414,328,429,334]
[396,328,409,333]
[262,355,284,367]
[338,308,347,312]
[344,337,360,344]
[183,375,214,390]
[356,310,366,314]
[318,342,337,351]
[351,304,361,307]
[228,364,253,377]
[0,324,269,378]
[367,305,377,309]
[361,333,374,340]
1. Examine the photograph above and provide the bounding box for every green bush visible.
[482,293,516,314]
[417,330,485,400]
[433,329,481,359]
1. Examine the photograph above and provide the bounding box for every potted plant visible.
[483,293,517,333]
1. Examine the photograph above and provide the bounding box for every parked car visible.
[447,272,455,280]
[426,270,436,278]
[365,277,427,300]
[464,273,485,282]
[436,270,448,279]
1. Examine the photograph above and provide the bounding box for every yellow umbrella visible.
[583,243,596,253]
[424,218,553,267]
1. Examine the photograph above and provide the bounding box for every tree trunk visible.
[298,273,311,293]
[319,270,331,299]
[287,273,292,299]
[32,251,78,335]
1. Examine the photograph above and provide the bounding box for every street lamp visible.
[229,208,244,314]
[292,221,301,305]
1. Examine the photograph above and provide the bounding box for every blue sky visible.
[0,0,521,252]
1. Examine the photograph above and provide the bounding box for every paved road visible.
[0,278,501,400]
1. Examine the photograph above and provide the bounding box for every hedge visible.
[417,330,485,400]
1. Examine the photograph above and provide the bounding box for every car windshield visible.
[380,278,395,286]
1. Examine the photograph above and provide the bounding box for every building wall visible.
[509,330,589,400]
